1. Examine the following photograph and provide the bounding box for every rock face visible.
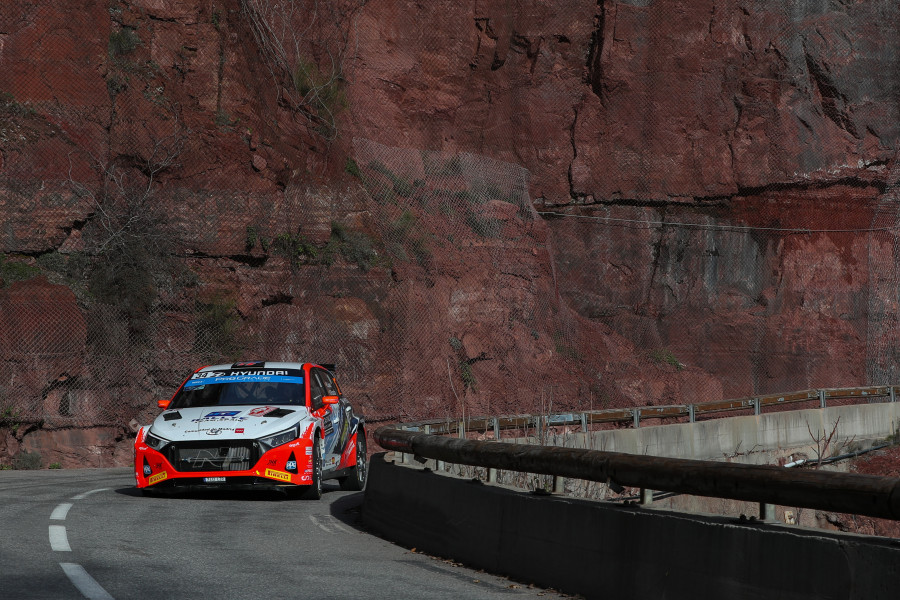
[0,0,898,464]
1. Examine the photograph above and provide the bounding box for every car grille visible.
[168,442,257,472]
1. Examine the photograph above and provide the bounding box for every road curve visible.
[0,468,548,599]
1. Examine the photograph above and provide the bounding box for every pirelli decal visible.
[148,471,168,485]
[265,468,292,483]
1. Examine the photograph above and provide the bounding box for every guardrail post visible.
[632,408,640,429]
[819,390,827,409]
[760,502,776,521]
[580,413,588,432]
[553,475,564,494]
[398,426,407,464]
[493,417,500,440]
[753,398,760,416]
[891,387,896,403]
[458,420,465,439]
[487,467,497,483]
[640,488,653,505]
[688,404,695,423]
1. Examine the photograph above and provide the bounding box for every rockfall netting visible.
[0,1,898,433]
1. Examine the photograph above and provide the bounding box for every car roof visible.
[199,361,308,371]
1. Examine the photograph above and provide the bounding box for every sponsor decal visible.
[192,370,290,379]
[249,406,277,417]
[184,371,303,388]
[288,441,301,448]
[323,420,334,436]
[235,428,244,434]
[203,476,226,483]
[264,468,292,483]
[286,452,298,473]
[300,475,311,482]
[148,472,168,485]
[153,462,163,469]
[267,459,278,467]
[191,411,248,424]
[143,465,152,476]
[233,361,265,367]
[305,447,313,455]
[206,428,225,436]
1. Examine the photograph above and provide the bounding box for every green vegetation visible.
[292,57,346,131]
[368,161,413,199]
[215,109,236,129]
[649,348,684,370]
[48,462,62,470]
[271,232,319,269]
[13,451,41,470]
[325,222,380,272]
[245,225,259,252]
[0,255,40,287]
[108,28,141,58]
[0,91,35,117]
[194,296,242,359]
[345,157,361,179]
[465,213,502,238]
[459,360,477,391]
[553,333,581,362]
[0,406,21,435]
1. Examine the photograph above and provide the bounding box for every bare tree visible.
[240,0,367,140]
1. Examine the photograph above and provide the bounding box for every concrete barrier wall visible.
[363,454,900,600]
[545,402,900,464]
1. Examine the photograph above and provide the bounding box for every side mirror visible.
[323,395,339,405]
[157,399,171,410]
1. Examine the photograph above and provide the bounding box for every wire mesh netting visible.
[0,1,898,437]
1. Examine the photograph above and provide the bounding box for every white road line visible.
[309,514,352,534]
[59,563,115,600]
[49,525,71,552]
[71,488,109,501]
[50,503,73,521]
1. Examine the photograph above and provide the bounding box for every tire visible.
[300,434,323,500]
[339,429,367,491]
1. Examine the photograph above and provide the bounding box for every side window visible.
[310,371,325,411]
[320,370,338,397]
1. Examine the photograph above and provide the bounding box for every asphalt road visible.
[0,468,553,600]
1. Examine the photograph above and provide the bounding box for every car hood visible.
[147,405,311,443]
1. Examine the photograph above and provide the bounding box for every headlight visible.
[259,427,298,451]
[144,431,170,451]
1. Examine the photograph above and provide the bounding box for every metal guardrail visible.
[374,385,900,522]
[391,385,898,437]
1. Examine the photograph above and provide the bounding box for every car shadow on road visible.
[113,482,363,506]
[328,489,365,529]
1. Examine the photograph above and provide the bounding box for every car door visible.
[311,368,342,470]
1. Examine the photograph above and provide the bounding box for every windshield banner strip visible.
[184,375,305,387]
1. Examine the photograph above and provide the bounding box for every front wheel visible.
[300,434,323,500]
[339,430,368,491]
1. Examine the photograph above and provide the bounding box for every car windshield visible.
[169,369,306,409]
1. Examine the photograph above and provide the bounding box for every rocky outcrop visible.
[0,0,898,464]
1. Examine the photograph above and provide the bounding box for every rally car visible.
[134,361,367,498]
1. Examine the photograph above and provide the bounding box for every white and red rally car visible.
[134,361,367,498]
